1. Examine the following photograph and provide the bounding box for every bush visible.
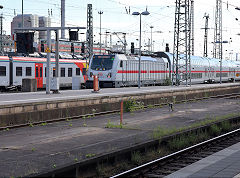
[124,98,144,112]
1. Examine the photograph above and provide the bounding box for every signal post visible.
[14,26,86,94]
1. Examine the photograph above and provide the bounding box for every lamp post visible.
[132,10,150,89]
[98,11,103,54]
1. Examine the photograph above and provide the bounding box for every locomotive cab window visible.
[16,67,22,76]
[0,66,6,76]
[26,67,32,76]
[91,55,115,71]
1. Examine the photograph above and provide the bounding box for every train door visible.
[35,63,43,88]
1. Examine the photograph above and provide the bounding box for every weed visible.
[31,147,36,151]
[92,109,96,117]
[168,133,197,150]
[131,151,142,165]
[41,122,47,126]
[124,98,144,112]
[96,164,105,177]
[66,118,72,122]
[86,153,96,158]
[221,121,231,132]
[106,121,125,129]
[87,115,92,119]
[147,104,155,109]
[204,92,209,98]
[53,164,56,168]
[153,127,178,140]
[82,116,86,119]
[173,96,176,104]
[209,124,221,136]
[74,158,78,162]
[29,123,34,127]
[5,128,9,131]
[164,77,172,86]
[83,123,87,127]
[69,123,72,127]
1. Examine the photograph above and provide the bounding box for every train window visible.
[53,67,56,77]
[0,66,6,76]
[76,68,80,76]
[120,61,123,67]
[61,68,65,77]
[40,67,42,77]
[26,67,32,76]
[16,67,22,76]
[68,68,72,77]
[36,67,39,77]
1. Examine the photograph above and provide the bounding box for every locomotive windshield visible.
[91,55,114,71]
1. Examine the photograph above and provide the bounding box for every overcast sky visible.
[1,0,240,59]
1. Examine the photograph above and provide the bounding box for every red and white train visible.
[86,52,240,88]
[0,56,87,91]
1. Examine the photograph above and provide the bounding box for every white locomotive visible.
[86,54,169,88]
[86,52,240,88]
[0,56,87,91]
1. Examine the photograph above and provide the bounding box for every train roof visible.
[155,51,240,67]
[94,54,167,62]
[0,56,86,63]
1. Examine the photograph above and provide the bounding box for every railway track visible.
[0,92,240,131]
[111,128,240,177]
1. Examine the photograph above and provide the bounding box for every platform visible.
[0,94,240,177]
[1,82,240,127]
[0,83,239,106]
[167,142,240,178]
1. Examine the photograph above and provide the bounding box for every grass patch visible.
[131,151,142,165]
[209,124,221,136]
[86,153,96,158]
[221,121,231,131]
[106,121,125,129]
[153,127,179,140]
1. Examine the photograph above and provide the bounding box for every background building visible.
[11,14,51,43]
[38,16,51,40]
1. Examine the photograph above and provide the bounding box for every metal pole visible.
[55,30,59,78]
[150,26,153,53]
[61,0,65,39]
[0,14,2,53]
[138,14,142,89]
[46,29,51,94]
[22,0,24,28]
[220,57,222,84]
[98,11,103,54]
